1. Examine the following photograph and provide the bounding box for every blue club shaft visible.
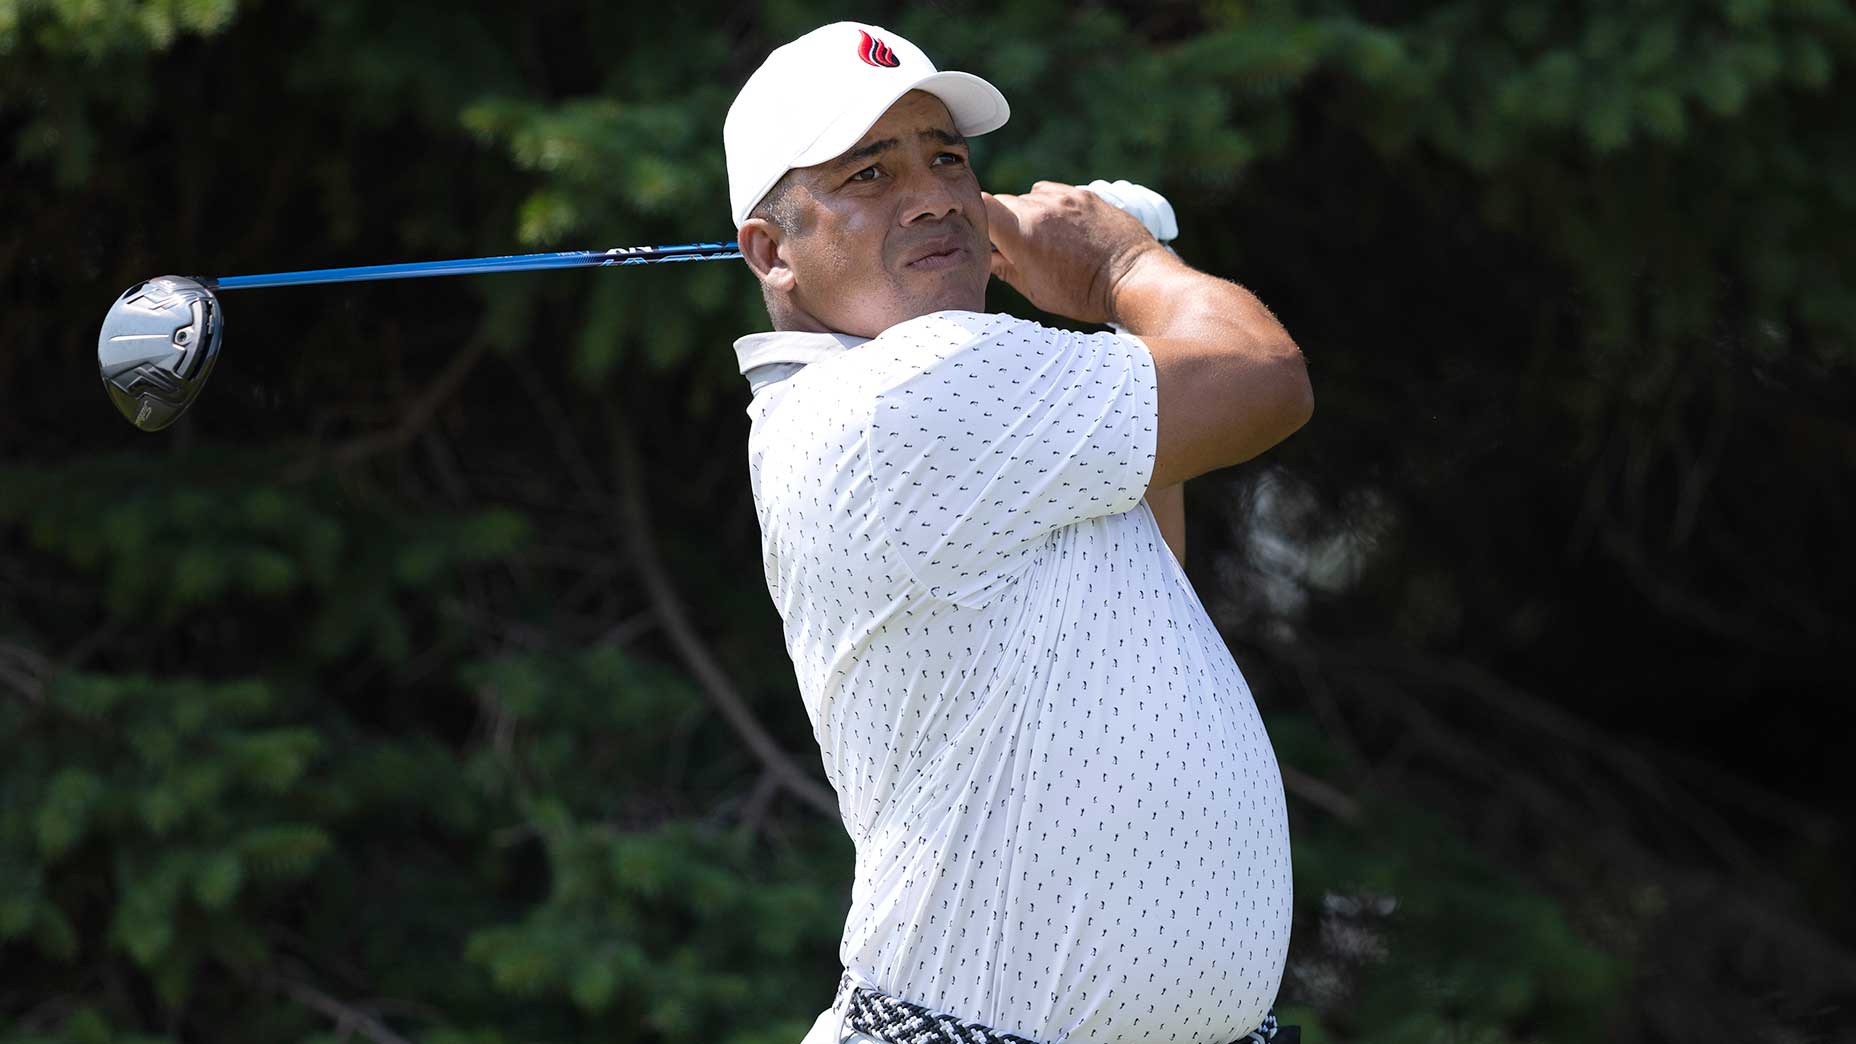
[204,241,743,291]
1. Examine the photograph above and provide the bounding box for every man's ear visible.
[739,218,797,293]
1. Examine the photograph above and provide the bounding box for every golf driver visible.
[98,241,743,432]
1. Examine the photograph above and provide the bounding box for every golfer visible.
[725,22,1311,1044]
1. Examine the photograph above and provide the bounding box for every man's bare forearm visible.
[1146,482,1185,566]
[1106,243,1311,487]
[1109,245,1294,351]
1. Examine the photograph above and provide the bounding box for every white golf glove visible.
[1078,180,1178,335]
[1081,179,1179,245]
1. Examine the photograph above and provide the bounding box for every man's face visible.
[742,90,989,338]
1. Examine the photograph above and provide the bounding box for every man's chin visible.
[893,292,985,328]
[919,273,988,314]
[841,277,986,336]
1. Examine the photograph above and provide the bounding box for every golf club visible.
[97,241,743,432]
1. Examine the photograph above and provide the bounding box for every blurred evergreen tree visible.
[2,0,1850,1041]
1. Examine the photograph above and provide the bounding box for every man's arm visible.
[1109,247,1311,490]
[982,183,1311,493]
[1146,483,1185,566]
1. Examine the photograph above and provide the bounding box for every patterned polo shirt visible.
[736,309,1292,1044]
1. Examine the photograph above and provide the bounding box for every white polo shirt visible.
[737,310,1292,1044]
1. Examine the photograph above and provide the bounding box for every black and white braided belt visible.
[832,971,1298,1044]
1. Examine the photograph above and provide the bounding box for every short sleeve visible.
[867,322,1158,603]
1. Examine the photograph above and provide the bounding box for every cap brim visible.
[789,70,1010,169]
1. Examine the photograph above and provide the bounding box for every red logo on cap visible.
[857,30,900,68]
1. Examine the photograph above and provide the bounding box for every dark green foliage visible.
[1288,792,1628,1043]
[3,0,1850,1041]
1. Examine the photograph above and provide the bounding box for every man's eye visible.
[850,152,972,181]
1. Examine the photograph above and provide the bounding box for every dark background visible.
[2,1,1850,1042]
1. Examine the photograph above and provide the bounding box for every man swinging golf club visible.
[726,21,1312,1044]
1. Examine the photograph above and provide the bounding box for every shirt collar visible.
[733,329,871,375]
[732,311,995,394]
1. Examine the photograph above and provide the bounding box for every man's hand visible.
[982,182,1166,325]
[1080,179,1179,247]
[1078,180,1181,338]
[988,178,1308,496]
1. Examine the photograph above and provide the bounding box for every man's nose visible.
[900,167,964,223]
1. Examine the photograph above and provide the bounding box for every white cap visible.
[725,21,1010,228]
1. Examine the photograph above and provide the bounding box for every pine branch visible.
[1279,763,1361,822]
[506,359,839,820]
[284,337,492,482]
[0,640,49,702]
[1268,634,1856,1016]
[733,767,784,844]
[609,419,840,819]
[262,972,418,1044]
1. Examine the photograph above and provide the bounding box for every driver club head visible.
[98,275,223,432]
